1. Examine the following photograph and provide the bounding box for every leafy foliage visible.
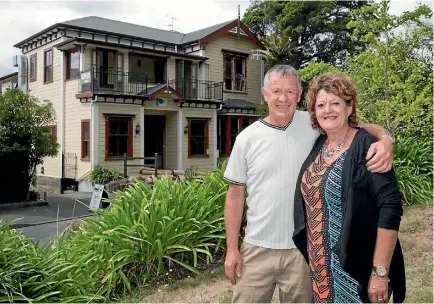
[0,89,58,203]
[62,166,228,297]
[393,135,433,205]
[88,166,123,185]
[346,2,433,137]
[244,0,374,68]
[1,166,230,302]
[0,221,103,303]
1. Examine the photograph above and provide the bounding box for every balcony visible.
[169,79,223,102]
[79,67,154,96]
[78,68,223,102]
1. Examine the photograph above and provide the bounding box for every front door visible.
[144,115,165,169]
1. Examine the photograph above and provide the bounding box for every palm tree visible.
[251,34,299,69]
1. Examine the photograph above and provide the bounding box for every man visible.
[223,65,394,303]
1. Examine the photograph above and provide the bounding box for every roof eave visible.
[55,38,209,61]
[13,23,63,48]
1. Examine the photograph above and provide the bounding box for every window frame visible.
[223,52,247,92]
[44,48,53,84]
[81,119,90,160]
[65,48,81,80]
[46,125,57,137]
[105,116,133,160]
[30,54,37,82]
[188,119,209,158]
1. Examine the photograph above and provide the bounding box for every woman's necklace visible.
[323,128,350,161]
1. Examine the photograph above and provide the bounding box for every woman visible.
[292,73,405,303]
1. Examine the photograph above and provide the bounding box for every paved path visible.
[0,191,93,227]
[0,191,97,246]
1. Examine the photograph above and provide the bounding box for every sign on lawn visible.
[89,184,104,209]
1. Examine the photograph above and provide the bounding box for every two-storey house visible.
[11,16,265,193]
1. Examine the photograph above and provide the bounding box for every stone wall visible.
[35,175,62,195]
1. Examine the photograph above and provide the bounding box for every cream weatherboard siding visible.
[97,104,142,176]
[205,35,262,105]
[164,112,178,169]
[1,79,15,91]
[27,38,64,178]
[167,57,176,82]
[182,108,216,172]
[64,78,91,179]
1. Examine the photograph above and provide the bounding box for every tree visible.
[347,0,433,135]
[243,0,375,68]
[251,34,299,70]
[0,89,59,203]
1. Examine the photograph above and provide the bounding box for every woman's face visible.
[315,89,353,132]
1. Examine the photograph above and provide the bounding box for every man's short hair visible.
[263,65,302,89]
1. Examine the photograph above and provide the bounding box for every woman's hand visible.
[368,273,389,303]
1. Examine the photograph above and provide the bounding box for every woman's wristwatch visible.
[372,265,388,277]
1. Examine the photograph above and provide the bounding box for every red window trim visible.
[30,54,37,82]
[105,116,133,160]
[81,119,90,160]
[43,48,53,84]
[187,119,209,158]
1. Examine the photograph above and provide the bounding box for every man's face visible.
[262,74,302,122]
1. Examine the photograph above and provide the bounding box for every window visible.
[30,54,37,82]
[44,49,53,83]
[81,120,90,159]
[46,125,57,137]
[188,119,209,157]
[105,117,133,159]
[66,48,80,80]
[223,53,246,91]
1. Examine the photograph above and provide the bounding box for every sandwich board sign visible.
[89,184,104,209]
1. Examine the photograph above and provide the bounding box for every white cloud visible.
[0,0,430,76]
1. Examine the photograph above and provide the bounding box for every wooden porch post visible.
[225,116,231,157]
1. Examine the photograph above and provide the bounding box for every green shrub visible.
[88,166,123,185]
[394,135,433,205]
[0,221,103,303]
[63,165,229,297]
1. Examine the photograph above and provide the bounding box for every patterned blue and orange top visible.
[300,150,363,303]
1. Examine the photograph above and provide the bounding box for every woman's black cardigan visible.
[292,128,406,303]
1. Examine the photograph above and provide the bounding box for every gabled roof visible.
[180,20,234,45]
[14,16,264,49]
[0,72,18,82]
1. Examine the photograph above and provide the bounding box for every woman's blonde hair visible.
[306,73,358,132]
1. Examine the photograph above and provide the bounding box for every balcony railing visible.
[79,68,223,101]
[169,78,223,102]
[79,67,157,96]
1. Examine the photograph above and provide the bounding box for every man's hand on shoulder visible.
[366,136,394,173]
[225,248,242,285]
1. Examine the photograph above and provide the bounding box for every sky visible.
[0,0,432,77]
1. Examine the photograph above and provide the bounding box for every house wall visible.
[164,112,178,169]
[26,39,64,193]
[97,103,142,176]
[64,78,91,180]
[205,35,262,105]
[182,108,216,172]
[0,78,17,92]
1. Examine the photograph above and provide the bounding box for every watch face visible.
[376,266,387,276]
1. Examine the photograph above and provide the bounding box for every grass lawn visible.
[119,205,433,303]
